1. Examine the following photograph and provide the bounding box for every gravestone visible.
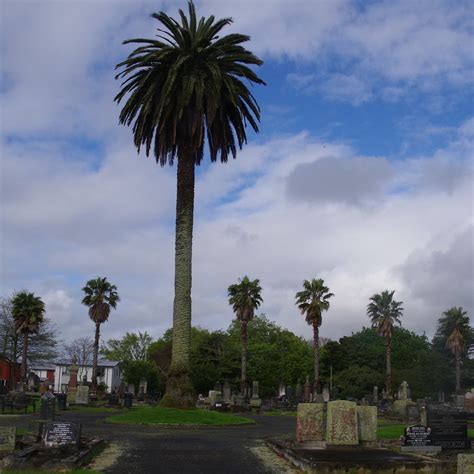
[223,382,231,403]
[407,404,420,423]
[43,421,80,448]
[0,427,16,454]
[326,400,358,445]
[457,453,474,474]
[56,393,67,410]
[278,382,286,397]
[123,392,133,408]
[401,425,440,454]
[356,405,377,442]
[250,381,262,409]
[208,390,220,407]
[108,393,120,406]
[66,358,79,404]
[296,403,325,445]
[322,386,330,402]
[295,381,302,401]
[373,385,379,403]
[399,381,409,400]
[304,376,311,402]
[455,395,465,408]
[75,385,90,405]
[139,378,147,395]
[464,390,474,413]
[128,384,135,395]
[39,395,56,421]
[427,411,470,449]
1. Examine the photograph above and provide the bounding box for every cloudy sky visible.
[1,0,473,346]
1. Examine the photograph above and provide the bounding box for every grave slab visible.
[326,400,358,445]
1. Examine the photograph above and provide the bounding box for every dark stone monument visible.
[56,393,67,410]
[108,393,120,406]
[123,392,133,408]
[43,421,80,448]
[39,392,56,421]
[427,411,470,449]
[404,425,433,447]
[406,404,420,423]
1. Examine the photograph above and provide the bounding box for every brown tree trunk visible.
[162,149,195,408]
[385,337,392,396]
[240,320,248,394]
[21,332,28,388]
[313,324,320,394]
[92,321,100,390]
[455,350,461,394]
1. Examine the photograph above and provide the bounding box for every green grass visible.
[15,427,28,436]
[105,406,255,426]
[69,405,122,413]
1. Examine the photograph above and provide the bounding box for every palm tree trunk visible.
[21,332,28,389]
[455,350,461,394]
[240,320,248,394]
[92,321,100,389]
[163,150,195,408]
[313,324,320,394]
[385,337,392,396]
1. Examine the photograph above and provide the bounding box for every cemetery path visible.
[0,412,296,473]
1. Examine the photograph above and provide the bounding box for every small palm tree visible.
[11,292,45,387]
[295,279,334,393]
[115,1,265,407]
[82,277,120,389]
[228,276,263,394]
[436,307,471,393]
[367,290,403,396]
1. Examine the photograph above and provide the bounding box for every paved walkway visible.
[1,411,297,473]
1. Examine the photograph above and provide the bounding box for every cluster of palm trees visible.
[227,278,471,398]
[8,277,119,391]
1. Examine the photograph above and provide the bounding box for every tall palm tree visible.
[228,276,263,393]
[436,307,471,393]
[367,290,403,396]
[11,291,45,388]
[82,277,120,389]
[115,2,265,407]
[295,279,334,394]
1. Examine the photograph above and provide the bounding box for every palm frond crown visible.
[228,276,263,323]
[114,1,265,166]
[436,307,471,356]
[367,290,403,339]
[82,277,120,324]
[295,279,334,327]
[12,292,45,335]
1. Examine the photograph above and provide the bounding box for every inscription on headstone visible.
[0,427,16,453]
[427,411,469,449]
[43,422,79,448]
[326,400,358,445]
[404,425,432,447]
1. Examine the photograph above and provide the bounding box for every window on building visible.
[97,367,105,378]
[61,367,69,375]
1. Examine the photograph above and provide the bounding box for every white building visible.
[54,359,122,393]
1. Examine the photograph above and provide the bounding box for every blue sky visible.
[0,0,473,345]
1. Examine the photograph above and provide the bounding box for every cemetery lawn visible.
[105,406,255,426]
[69,405,122,413]
[377,423,474,439]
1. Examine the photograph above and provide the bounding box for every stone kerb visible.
[356,405,377,442]
[326,400,358,445]
[296,403,325,445]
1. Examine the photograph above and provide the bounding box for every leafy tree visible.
[27,318,59,363]
[332,366,385,400]
[115,2,265,408]
[122,360,161,394]
[228,276,263,393]
[11,292,45,385]
[101,331,153,363]
[295,279,334,393]
[81,277,120,389]
[367,290,403,396]
[435,307,472,393]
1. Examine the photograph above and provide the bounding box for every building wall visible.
[54,364,121,393]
